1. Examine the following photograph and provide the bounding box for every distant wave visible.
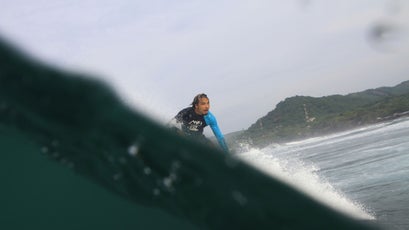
[284,117,409,148]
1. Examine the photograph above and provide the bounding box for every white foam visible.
[237,147,375,220]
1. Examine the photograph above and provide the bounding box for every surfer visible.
[170,93,229,152]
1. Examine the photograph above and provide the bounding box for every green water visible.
[0,128,196,229]
[0,37,378,229]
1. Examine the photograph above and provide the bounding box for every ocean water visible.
[237,117,409,230]
[2,38,377,229]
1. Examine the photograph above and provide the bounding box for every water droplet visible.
[367,21,404,52]
[60,158,68,165]
[232,190,248,206]
[67,162,75,169]
[143,167,152,175]
[41,147,48,153]
[113,173,122,181]
[153,188,160,196]
[162,173,178,192]
[170,173,177,180]
[163,177,173,188]
[171,160,181,171]
[118,157,127,164]
[128,144,139,156]
[51,140,59,147]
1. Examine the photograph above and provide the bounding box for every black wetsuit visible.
[174,107,207,138]
[173,107,228,152]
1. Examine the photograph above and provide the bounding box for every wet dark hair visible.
[191,93,208,107]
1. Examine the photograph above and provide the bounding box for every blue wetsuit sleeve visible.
[204,112,229,152]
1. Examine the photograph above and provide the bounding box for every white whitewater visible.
[236,142,375,220]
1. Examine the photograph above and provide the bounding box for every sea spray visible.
[236,145,375,220]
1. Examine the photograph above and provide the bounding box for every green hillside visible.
[236,80,409,148]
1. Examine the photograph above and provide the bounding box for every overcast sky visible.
[1,0,408,134]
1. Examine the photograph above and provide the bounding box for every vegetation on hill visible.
[234,80,409,148]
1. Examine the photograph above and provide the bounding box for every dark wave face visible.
[0,37,377,230]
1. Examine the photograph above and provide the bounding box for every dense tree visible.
[235,81,409,148]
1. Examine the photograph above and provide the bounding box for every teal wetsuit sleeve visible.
[204,112,229,152]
